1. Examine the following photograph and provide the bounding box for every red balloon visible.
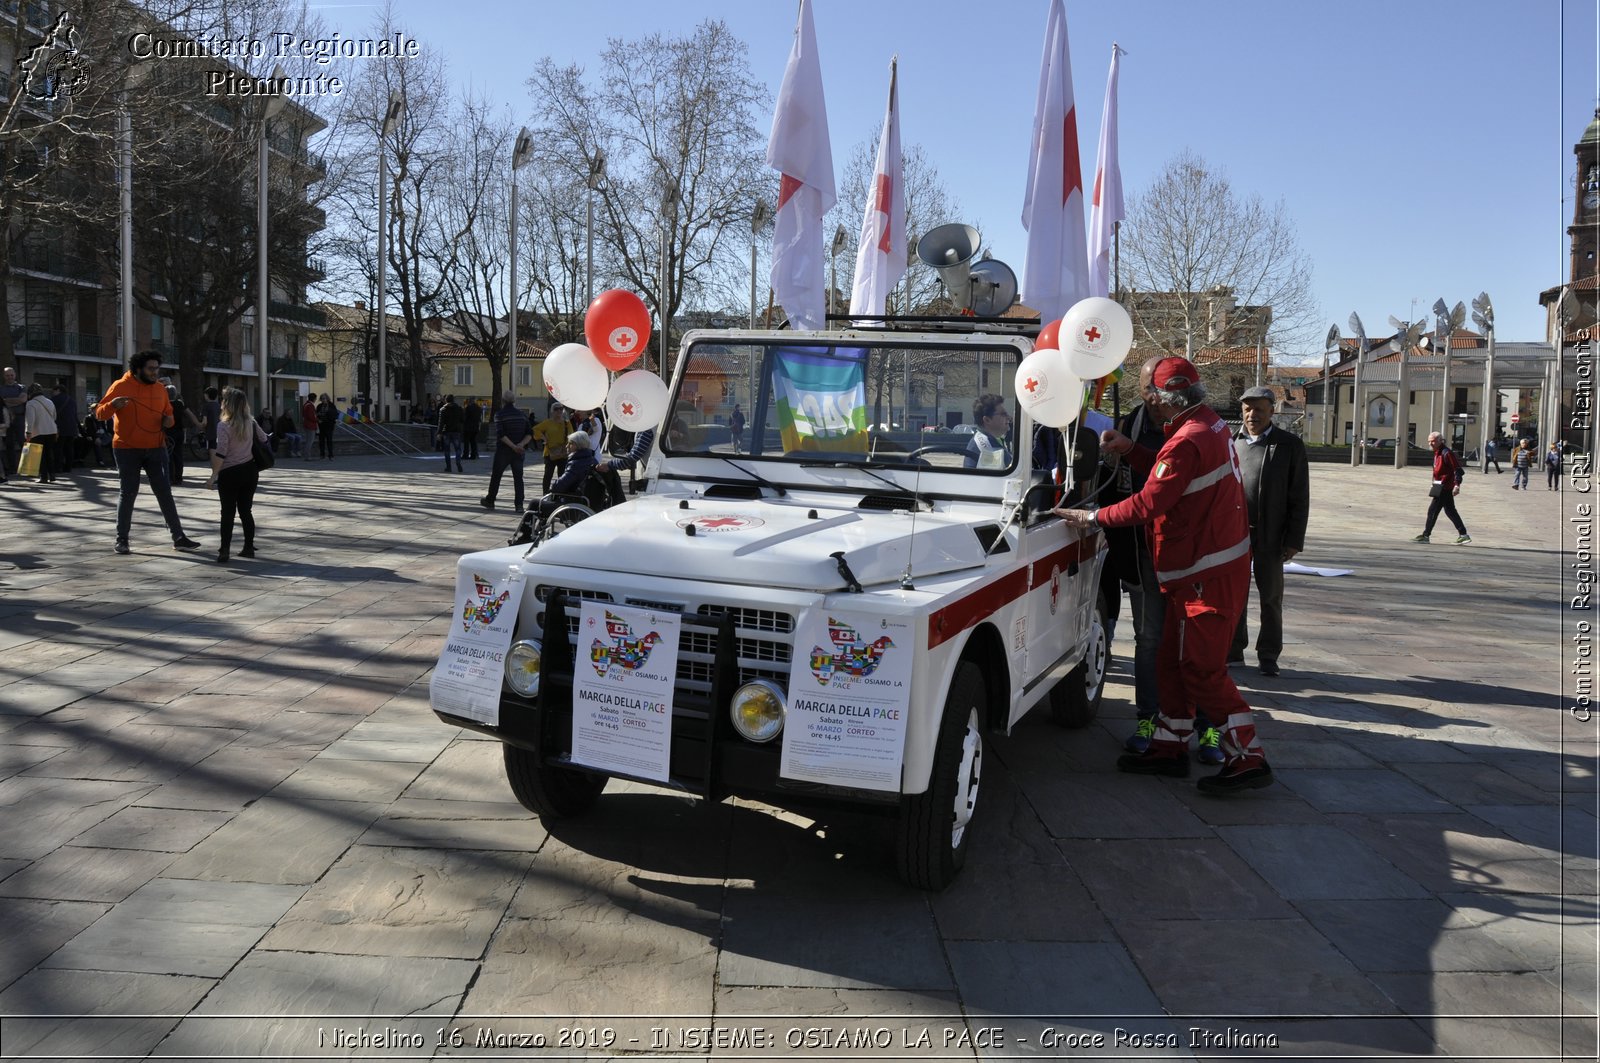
[584,290,652,371]
[1037,317,1064,351]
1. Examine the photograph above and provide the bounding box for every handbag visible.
[251,433,275,470]
[17,442,42,477]
[1428,481,1445,498]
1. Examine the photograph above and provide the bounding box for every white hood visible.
[528,494,991,591]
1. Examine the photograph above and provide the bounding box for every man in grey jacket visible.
[1230,386,1309,677]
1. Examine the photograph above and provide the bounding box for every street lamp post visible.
[829,224,847,321]
[585,149,606,313]
[1348,312,1368,466]
[748,199,770,329]
[118,59,151,366]
[1391,313,1412,470]
[1472,292,1494,471]
[257,67,287,415]
[1434,297,1466,439]
[508,127,534,401]
[1322,324,1338,446]
[657,175,679,382]
[375,90,404,422]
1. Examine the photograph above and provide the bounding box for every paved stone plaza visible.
[0,452,1594,1061]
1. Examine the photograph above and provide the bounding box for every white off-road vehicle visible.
[431,318,1108,889]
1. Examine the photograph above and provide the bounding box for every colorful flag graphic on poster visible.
[429,568,525,727]
[771,347,869,453]
[571,601,681,783]
[780,608,913,792]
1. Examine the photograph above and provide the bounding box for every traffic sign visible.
[1511,412,1521,424]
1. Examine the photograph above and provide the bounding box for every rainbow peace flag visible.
[771,348,869,453]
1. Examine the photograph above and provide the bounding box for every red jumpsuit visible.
[1095,404,1266,770]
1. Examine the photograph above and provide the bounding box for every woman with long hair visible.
[205,387,268,563]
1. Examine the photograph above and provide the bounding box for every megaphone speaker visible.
[918,223,982,310]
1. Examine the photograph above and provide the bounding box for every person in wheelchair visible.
[537,431,599,518]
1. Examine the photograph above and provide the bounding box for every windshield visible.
[661,337,1025,473]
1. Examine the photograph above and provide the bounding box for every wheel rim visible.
[951,707,982,849]
[1084,612,1108,702]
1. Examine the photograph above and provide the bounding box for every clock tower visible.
[1572,107,1600,284]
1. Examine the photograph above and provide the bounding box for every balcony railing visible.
[269,357,327,378]
[205,348,233,369]
[19,329,103,357]
[13,243,100,282]
[305,256,326,279]
[268,301,327,328]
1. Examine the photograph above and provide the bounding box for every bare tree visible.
[1120,149,1318,362]
[519,166,588,348]
[527,19,767,372]
[325,7,456,411]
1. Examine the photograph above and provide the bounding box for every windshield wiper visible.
[799,461,929,510]
[717,457,787,497]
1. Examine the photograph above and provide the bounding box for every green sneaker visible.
[1455,534,1472,544]
[1124,717,1158,754]
[1196,726,1225,765]
[1410,533,1430,543]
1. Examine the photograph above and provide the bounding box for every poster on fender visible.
[429,568,525,727]
[780,609,914,792]
[570,601,680,782]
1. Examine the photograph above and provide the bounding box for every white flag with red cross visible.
[767,0,837,331]
[1021,0,1089,322]
[849,58,905,319]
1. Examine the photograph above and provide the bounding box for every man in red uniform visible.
[1056,356,1271,793]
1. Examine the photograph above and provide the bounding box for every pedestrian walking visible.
[1,366,25,476]
[95,350,201,553]
[531,403,570,494]
[300,395,318,461]
[1546,441,1564,490]
[1057,356,1272,794]
[462,398,482,460]
[1230,387,1310,679]
[1510,439,1535,490]
[730,404,746,453]
[206,387,269,563]
[50,385,78,474]
[480,394,534,512]
[437,395,464,472]
[316,394,337,459]
[166,386,202,484]
[1101,357,1179,758]
[1484,437,1501,474]
[22,384,59,483]
[1412,431,1470,544]
[200,387,220,458]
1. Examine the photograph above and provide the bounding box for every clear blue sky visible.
[313,0,1597,354]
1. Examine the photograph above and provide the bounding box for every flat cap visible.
[1239,386,1276,402]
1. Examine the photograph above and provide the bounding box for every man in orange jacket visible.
[95,350,200,554]
[1056,356,1271,794]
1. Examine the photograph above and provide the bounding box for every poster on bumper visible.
[780,609,913,792]
[429,568,525,727]
[571,602,680,783]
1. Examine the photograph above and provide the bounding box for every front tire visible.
[1051,594,1108,728]
[896,661,985,890]
[503,743,607,819]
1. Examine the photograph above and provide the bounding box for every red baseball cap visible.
[1151,356,1199,391]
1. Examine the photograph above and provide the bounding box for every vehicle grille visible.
[548,589,796,697]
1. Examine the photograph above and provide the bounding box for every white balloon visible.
[1014,348,1084,428]
[605,369,669,432]
[1061,296,1134,380]
[543,342,610,411]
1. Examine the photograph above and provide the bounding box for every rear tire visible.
[1051,594,1108,728]
[896,661,985,890]
[503,743,606,818]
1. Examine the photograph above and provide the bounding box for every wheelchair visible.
[508,466,623,548]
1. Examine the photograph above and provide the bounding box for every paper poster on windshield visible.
[780,609,913,792]
[429,569,525,727]
[570,601,680,782]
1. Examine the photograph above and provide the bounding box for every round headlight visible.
[505,639,542,698]
[729,679,786,743]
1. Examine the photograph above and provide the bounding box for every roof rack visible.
[821,313,1042,338]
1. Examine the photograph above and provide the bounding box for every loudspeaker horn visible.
[967,258,1018,317]
[918,223,982,310]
